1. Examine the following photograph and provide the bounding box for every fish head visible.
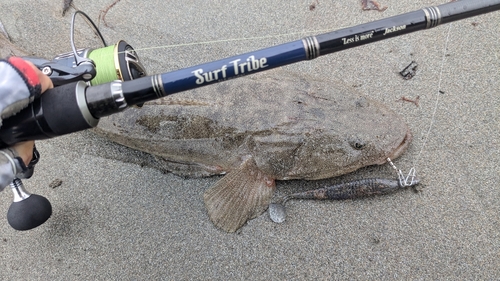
[281,94,411,180]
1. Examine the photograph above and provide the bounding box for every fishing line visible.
[412,23,454,169]
[115,28,340,53]
[85,27,342,84]
[87,45,117,85]
[390,23,454,186]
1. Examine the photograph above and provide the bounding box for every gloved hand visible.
[0,57,53,190]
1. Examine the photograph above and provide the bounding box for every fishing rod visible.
[1,0,499,147]
[0,0,499,231]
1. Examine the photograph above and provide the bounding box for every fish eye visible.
[349,139,366,150]
[353,142,364,149]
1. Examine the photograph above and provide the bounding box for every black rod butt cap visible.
[7,194,52,231]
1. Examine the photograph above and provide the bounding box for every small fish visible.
[95,70,412,232]
[269,178,419,223]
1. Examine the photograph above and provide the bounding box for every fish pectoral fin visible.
[203,159,276,232]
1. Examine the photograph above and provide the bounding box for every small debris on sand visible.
[396,96,420,107]
[309,0,319,11]
[362,0,387,12]
[49,179,63,189]
[62,0,73,16]
[400,61,418,80]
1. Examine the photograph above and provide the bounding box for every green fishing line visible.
[87,44,119,86]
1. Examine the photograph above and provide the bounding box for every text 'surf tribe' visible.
[192,55,268,85]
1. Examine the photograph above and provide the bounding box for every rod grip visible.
[0,82,98,148]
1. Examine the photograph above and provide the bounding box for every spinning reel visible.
[26,11,146,87]
[3,11,146,230]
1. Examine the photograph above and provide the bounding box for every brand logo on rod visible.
[192,55,268,85]
[383,24,407,35]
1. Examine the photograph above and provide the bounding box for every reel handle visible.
[7,178,52,231]
[6,148,52,231]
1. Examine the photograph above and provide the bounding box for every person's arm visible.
[0,57,53,190]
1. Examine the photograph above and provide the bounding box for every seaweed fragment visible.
[396,96,420,107]
[101,0,121,28]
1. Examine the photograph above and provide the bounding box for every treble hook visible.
[386,158,418,187]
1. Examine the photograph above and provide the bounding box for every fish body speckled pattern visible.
[94,70,411,232]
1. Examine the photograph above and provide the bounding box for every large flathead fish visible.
[94,71,412,232]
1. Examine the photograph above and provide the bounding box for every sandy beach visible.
[0,0,498,279]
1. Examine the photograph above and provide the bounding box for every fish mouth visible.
[376,128,412,165]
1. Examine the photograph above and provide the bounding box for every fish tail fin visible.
[203,158,276,232]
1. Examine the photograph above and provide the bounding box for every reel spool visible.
[88,40,145,85]
[52,40,146,86]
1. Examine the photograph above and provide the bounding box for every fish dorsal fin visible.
[203,157,276,232]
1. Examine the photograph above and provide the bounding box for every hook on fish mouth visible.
[377,128,412,165]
